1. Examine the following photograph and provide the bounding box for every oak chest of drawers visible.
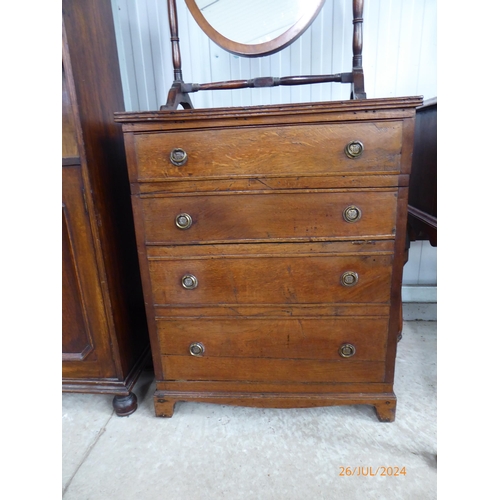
[116,96,422,422]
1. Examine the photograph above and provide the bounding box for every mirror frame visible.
[184,0,326,57]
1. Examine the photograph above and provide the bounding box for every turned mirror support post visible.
[351,0,366,99]
[162,0,193,110]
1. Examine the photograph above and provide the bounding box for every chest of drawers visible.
[116,96,422,422]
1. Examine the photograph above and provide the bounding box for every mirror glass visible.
[185,0,325,56]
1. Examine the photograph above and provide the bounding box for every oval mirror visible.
[185,0,326,57]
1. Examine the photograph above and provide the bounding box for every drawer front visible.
[134,121,403,181]
[149,253,393,306]
[161,356,385,383]
[157,317,388,361]
[141,190,397,244]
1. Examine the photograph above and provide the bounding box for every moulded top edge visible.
[114,96,424,124]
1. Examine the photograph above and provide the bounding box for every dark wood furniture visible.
[116,96,422,421]
[408,97,437,246]
[62,0,149,416]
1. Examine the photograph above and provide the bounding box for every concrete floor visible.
[62,321,437,500]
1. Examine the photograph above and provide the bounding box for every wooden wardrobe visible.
[62,0,150,416]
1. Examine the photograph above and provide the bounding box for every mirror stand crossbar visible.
[160,74,356,110]
[162,0,366,110]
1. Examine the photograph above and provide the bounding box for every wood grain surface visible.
[149,251,393,305]
[133,121,403,181]
[157,316,389,360]
[141,189,398,244]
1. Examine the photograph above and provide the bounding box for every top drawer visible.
[131,121,403,182]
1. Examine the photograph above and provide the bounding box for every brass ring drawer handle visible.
[344,140,364,159]
[175,213,192,229]
[341,271,358,287]
[181,274,198,289]
[339,343,356,358]
[343,205,362,223]
[189,342,205,357]
[170,148,188,166]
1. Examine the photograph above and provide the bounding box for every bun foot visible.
[112,393,138,417]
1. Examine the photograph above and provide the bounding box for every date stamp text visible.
[339,466,407,477]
